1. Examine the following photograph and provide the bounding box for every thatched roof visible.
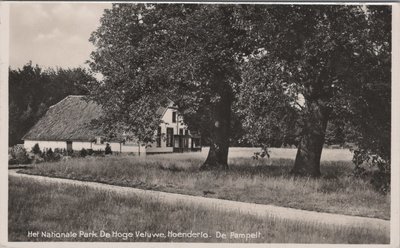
[23,96,106,142]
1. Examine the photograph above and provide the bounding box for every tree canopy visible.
[237,5,391,176]
[89,4,391,176]
[9,62,94,146]
[89,4,262,168]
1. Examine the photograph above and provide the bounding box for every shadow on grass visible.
[156,157,353,180]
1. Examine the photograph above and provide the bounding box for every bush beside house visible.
[8,143,111,166]
[8,145,30,165]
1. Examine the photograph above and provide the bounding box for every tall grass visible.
[150,147,354,161]
[20,152,390,220]
[8,177,389,243]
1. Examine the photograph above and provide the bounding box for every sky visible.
[9,3,111,69]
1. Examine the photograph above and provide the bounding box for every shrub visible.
[97,150,105,156]
[31,143,41,155]
[252,146,270,160]
[371,170,390,194]
[352,149,390,194]
[54,148,65,156]
[351,165,368,178]
[87,149,94,156]
[43,148,62,162]
[45,148,54,160]
[70,151,81,158]
[30,154,44,164]
[80,148,88,157]
[105,143,112,155]
[9,145,30,165]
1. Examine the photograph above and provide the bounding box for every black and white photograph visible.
[0,1,398,246]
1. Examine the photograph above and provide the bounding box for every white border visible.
[0,2,398,248]
[390,3,400,248]
[0,1,9,247]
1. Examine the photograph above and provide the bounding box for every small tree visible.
[87,149,94,156]
[45,148,54,161]
[80,148,88,157]
[31,143,41,155]
[105,143,112,155]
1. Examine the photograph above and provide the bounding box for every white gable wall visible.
[161,108,189,134]
[146,107,191,153]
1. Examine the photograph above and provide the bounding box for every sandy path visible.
[9,170,389,233]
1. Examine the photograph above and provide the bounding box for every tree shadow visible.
[228,158,293,178]
[227,158,354,180]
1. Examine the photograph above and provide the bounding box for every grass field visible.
[8,177,389,243]
[154,147,354,161]
[19,148,390,220]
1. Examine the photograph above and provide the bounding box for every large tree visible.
[89,4,257,169]
[89,4,390,175]
[239,5,391,176]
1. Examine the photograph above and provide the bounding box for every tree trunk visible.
[291,100,331,177]
[200,81,232,170]
[202,141,229,170]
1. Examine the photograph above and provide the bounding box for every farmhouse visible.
[23,95,202,154]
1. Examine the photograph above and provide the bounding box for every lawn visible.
[8,177,389,243]
[159,147,354,161]
[18,147,390,220]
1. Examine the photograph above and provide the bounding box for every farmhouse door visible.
[183,137,189,148]
[179,136,183,148]
[66,141,73,152]
[166,128,174,147]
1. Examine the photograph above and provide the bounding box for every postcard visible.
[0,2,398,247]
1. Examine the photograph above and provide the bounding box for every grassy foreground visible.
[19,151,390,220]
[8,177,389,243]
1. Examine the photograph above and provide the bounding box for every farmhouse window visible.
[96,136,104,144]
[156,126,162,147]
[179,128,184,135]
[185,129,189,135]
[172,112,177,123]
[166,128,174,147]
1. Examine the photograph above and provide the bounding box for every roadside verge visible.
[9,169,389,233]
